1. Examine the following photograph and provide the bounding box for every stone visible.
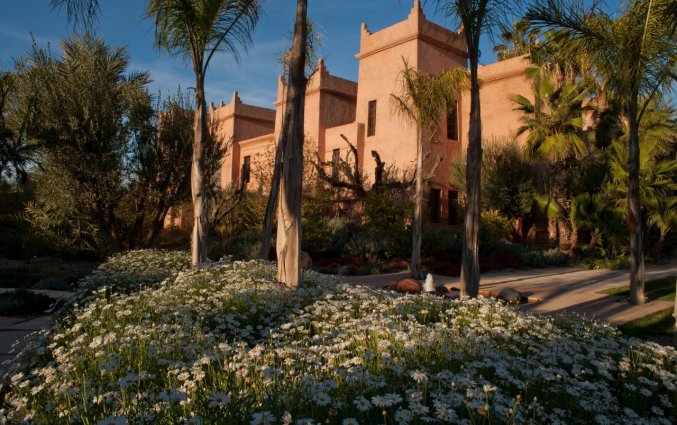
[301,251,313,270]
[389,278,422,294]
[496,287,522,303]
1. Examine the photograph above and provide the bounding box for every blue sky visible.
[0,1,515,108]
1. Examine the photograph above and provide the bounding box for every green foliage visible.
[513,67,590,160]
[344,233,384,261]
[494,241,568,267]
[606,104,677,210]
[479,210,512,246]
[32,277,71,291]
[451,139,537,226]
[363,190,412,258]
[219,192,266,237]
[25,164,106,255]
[483,139,536,219]
[580,256,630,271]
[301,185,335,255]
[221,232,262,261]
[15,35,198,255]
[493,19,540,61]
[0,288,55,316]
[421,227,462,259]
[0,71,37,185]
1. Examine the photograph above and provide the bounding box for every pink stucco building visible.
[202,0,532,226]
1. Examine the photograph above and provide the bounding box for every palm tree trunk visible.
[276,0,307,287]
[461,57,482,298]
[259,140,284,259]
[569,228,578,253]
[655,233,665,258]
[587,229,600,251]
[260,84,289,260]
[627,99,645,305]
[673,278,676,347]
[191,73,208,266]
[410,126,423,278]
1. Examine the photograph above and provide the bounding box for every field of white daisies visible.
[1,250,675,424]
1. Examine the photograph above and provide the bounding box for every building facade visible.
[171,0,533,228]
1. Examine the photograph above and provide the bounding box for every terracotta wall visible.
[207,0,533,224]
[459,55,533,146]
[210,92,275,188]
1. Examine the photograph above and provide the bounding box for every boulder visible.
[389,278,422,294]
[301,251,313,270]
[496,287,522,303]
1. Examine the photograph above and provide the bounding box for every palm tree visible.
[645,197,677,257]
[147,0,262,266]
[391,58,467,278]
[0,72,36,185]
[513,68,589,160]
[607,103,677,259]
[527,0,676,305]
[436,0,522,297]
[276,0,308,287]
[260,20,322,261]
[493,19,539,61]
[50,0,99,30]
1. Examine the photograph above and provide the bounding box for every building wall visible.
[201,0,532,226]
[459,55,534,146]
[211,92,276,189]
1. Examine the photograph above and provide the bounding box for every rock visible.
[496,287,522,303]
[389,278,422,294]
[301,251,313,270]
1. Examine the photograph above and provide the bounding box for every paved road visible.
[340,261,677,326]
[0,289,69,364]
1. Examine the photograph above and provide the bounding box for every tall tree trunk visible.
[655,233,665,259]
[673,277,676,348]
[276,0,307,287]
[627,99,645,305]
[259,110,287,260]
[461,56,482,298]
[191,73,208,266]
[569,226,579,253]
[410,126,423,278]
[587,229,600,251]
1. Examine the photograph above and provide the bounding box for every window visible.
[242,155,251,185]
[331,148,340,179]
[367,100,377,136]
[446,101,458,141]
[448,190,458,225]
[430,188,441,223]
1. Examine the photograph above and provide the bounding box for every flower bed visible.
[1,251,675,424]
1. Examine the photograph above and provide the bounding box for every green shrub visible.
[344,233,384,260]
[32,277,71,291]
[422,227,462,259]
[494,242,568,267]
[0,266,33,288]
[324,217,356,255]
[581,256,630,270]
[479,210,512,246]
[363,191,411,257]
[0,288,55,316]
[221,232,262,261]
